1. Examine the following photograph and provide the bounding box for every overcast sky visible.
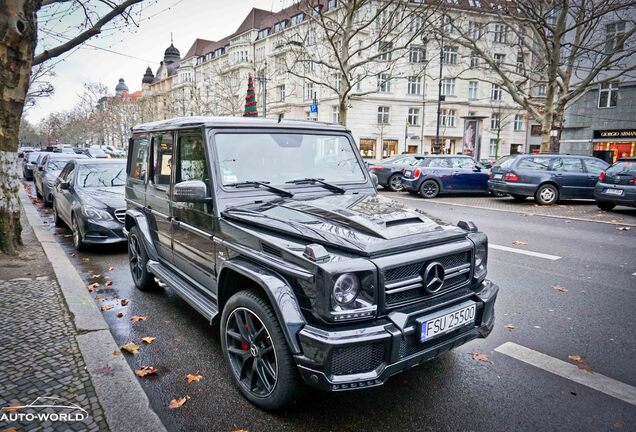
[27,0,285,123]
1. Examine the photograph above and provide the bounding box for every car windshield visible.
[77,163,126,187]
[493,155,514,169]
[214,133,366,186]
[607,161,636,175]
[47,158,73,171]
[27,152,41,163]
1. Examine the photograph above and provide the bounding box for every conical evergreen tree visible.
[243,73,258,117]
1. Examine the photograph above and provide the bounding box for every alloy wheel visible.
[539,187,556,203]
[225,307,278,398]
[389,174,404,192]
[72,217,81,249]
[128,234,144,283]
[420,180,439,198]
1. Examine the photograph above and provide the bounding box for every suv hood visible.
[222,194,467,256]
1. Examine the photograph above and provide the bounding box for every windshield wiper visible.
[225,181,294,198]
[285,178,346,194]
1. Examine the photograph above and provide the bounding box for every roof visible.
[132,116,348,133]
[183,38,215,60]
[74,158,127,165]
[46,153,89,159]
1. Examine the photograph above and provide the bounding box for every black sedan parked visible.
[23,151,44,180]
[594,157,636,210]
[488,154,609,205]
[34,153,88,205]
[51,159,126,251]
[367,154,426,191]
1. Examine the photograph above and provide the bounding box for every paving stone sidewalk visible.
[0,215,108,432]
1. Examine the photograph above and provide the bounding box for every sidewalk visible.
[0,189,166,432]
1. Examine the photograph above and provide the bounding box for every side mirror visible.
[370,172,379,188]
[38,166,44,171]
[173,180,210,203]
[473,164,482,172]
[59,182,70,190]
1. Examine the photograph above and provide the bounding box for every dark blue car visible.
[402,155,490,198]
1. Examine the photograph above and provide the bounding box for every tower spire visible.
[171,32,173,45]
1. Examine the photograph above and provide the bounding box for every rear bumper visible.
[294,280,498,391]
[594,184,636,207]
[488,180,536,196]
[402,179,421,192]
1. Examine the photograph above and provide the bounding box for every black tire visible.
[221,290,304,410]
[52,200,63,227]
[597,202,616,211]
[535,184,559,205]
[43,190,52,207]
[490,190,507,197]
[419,179,440,199]
[36,185,42,199]
[387,174,404,192]
[128,226,159,291]
[71,214,86,251]
[511,194,527,202]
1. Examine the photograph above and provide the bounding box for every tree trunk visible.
[339,97,348,126]
[0,0,38,255]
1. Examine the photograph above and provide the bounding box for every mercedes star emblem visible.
[423,262,445,293]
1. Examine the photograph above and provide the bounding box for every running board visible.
[146,260,219,323]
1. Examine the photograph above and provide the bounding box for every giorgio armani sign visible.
[593,129,636,139]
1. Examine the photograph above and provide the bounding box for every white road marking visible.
[495,342,636,406]
[489,244,561,260]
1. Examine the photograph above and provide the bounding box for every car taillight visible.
[369,165,383,170]
[599,171,606,182]
[503,173,519,181]
[633,176,636,185]
[413,168,422,178]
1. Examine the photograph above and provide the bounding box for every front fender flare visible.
[219,258,306,354]
[124,208,159,261]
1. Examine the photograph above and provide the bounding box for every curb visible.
[387,193,636,227]
[19,187,167,432]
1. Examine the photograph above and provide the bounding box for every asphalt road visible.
[28,184,636,432]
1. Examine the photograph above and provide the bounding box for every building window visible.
[274,21,286,32]
[377,106,390,124]
[490,113,501,129]
[278,85,285,102]
[291,13,304,26]
[494,53,506,65]
[380,41,393,61]
[441,78,456,96]
[409,14,423,33]
[516,53,524,73]
[605,21,626,52]
[305,82,315,100]
[491,84,503,101]
[469,0,481,6]
[598,81,619,108]
[407,76,421,95]
[332,105,340,123]
[470,52,479,68]
[467,21,482,39]
[441,109,456,127]
[442,46,458,64]
[537,84,546,96]
[489,138,498,157]
[407,108,420,126]
[356,75,362,91]
[513,114,524,131]
[493,24,508,43]
[377,74,391,92]
[258,28,269,39]
[409,45,426,63]
[328,0,337,10]
[334,73,341,91]
[468,81,478,100]
[307,27,317,45]
[442,15,453,33]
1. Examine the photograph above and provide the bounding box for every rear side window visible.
[451,157,475,169]
[427,158,452,168]
[129,136,150,181]
[606,161,636,175]
[584,158,609,176]
[517,157,551,171]
[552,158,584,173]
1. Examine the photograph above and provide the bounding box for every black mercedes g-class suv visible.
[124,117,498,409]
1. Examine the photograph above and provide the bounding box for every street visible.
[25,183,636,432]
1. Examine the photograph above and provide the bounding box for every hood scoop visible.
[383,217,425,228]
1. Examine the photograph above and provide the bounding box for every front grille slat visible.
[383,251,471,308]
[114,209,125,223]
[329,343,385,375]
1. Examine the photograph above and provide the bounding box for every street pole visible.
[434,33,444,155]
[404,122,408,154]
[262,60,267,118]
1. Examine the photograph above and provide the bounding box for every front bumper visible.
[78,216,126,244]
[294,280,498,391]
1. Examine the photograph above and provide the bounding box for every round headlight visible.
[475,242,487,268]
[333,273,360,305]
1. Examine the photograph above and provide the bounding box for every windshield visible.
[214,133,366,186]
[77,163,126,187]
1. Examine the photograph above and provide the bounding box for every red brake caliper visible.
[241,322,249,350]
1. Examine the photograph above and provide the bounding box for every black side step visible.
[147,260,219,323]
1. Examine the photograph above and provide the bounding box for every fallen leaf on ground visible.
[568,354,582,362]
[168,396,189,409]
[120,299,128,306]
[504,324,516,331]
[141,336,156,344]
[1,404,22,413]
[82,258,90,262]
[578,363,593,373]
[552,285,568,293]
[90,274,101,279]
[87,283,99,292]
[131,315,147,322]
[94,296,105,301]
[616,226,631,231]
[105,280,113,286]
[470,352,493,364]
[230,429,249,432]
[116,312,124,318]
[100,305,113,311]
[185,373,203,383]
[135,366,158,377]
[120,342,139,355]
[112,350,122,356]
[95,365,113,375]
[108,266,114,271]
[511,240,528,246]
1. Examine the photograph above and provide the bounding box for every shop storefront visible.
[359,138,376,159]
[592,129,636,163]
[382,139,399,158]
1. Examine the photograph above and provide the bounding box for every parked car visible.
[367,154,427,191]
[23,151,44,180]
[102,145,125,157]
[594,157,636,210]
[401,155,491,198]
[18,146,35,158]
[124,117,498,409]
[52,159,127,250]
[84,146,109,159]
[488,154,609,205]
[34,153,88,205]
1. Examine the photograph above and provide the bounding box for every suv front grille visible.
[383,251,471,308]
[114,209,125,224]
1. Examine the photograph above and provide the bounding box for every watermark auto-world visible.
[1,396,88,424]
